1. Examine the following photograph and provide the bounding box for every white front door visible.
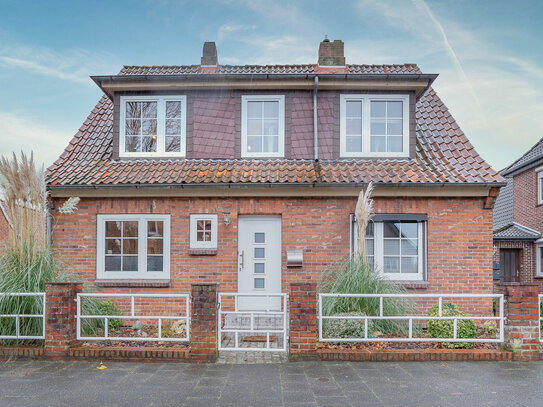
[238,216,282,310]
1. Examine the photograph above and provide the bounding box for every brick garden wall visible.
[51,195,494,297]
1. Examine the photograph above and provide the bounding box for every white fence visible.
[218,293,288,352]
[0,293,46,340]
[318,293,504,343]
[539,294,542,343]
[76,293,190,342]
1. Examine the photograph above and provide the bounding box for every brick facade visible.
[289,282,318,359]
[51,195,494,295]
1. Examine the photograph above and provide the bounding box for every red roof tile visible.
[46,88,503,187]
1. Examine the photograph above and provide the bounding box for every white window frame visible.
[119,95,187,158]
[536,239,543,277]
[190,214,218,249]
[340,94,410,158]
[96,214,171,280]
[241,95,285,158]
[351,216,426,281]
[537,166,543,205]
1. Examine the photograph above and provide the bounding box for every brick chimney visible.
[201,41,218,66]
[318,37,345,66]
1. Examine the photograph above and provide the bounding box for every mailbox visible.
[286,250,303,267]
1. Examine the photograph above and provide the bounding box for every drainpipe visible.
[313,76,319,162]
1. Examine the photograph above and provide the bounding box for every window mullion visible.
[362,98,370,153]
[157,99,165,154]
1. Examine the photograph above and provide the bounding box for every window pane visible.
[365,222,374,237]
[401,223,418,238]
[366,238,374,255]
[254,278,265,289]
[147,256,163,272]
[141,102,157,118]
[401,239,418,256]
[123,222,138,237]
[387,101,403,118]
[367,256,374,269]
[147,239,163,255]
[247,119,262,136]
[125,136,140,152]
[346,118,362,135]
[384,257,400,273]
[166,101,181,118]
[370,136,386,152]
[263,101,278,118]
[166,136,181,152]
[263,119,278,136]
[203,220,212,231]
[254,233,265,243]
[263,136,278,153]
[346,136,362,153]
[401,257,418,273]
[247,101,262,119]
[387,136,403,152]
[247,136,262,153]
[371,101,386,117]
[126,102,141,119]
[142,136,157,152]
[142,119,157,135]
[148,221,163,237]
[196,220,204,231]
[383,222,400,238]
[254,263,265,273]
[166,119,181,135]
[123,239,138,255]
[254,248,265,258]
[203,231,212,241]
[387,119,403,136]
[105,256,121,271]
[106,239,121,254]
[196,231,204,241]
[125,119,141,135]
[106,221,122,237]
[346,101,362,118]
[370,120,386,135]
[384,239,400,255]
[122,256,138,271]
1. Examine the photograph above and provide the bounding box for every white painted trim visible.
[241,95,285,158]
[535,165,543,173]
[538,171,543,205]
[537,242,543,277]
[119,95,186,158]
[189,214,218,249]
[96,214,170,280]
[340,94,410,158]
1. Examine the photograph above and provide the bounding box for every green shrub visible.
[322,312,369,339]
[427,302,476,349]
[81,298,123,336]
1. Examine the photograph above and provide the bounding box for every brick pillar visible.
[289,282,318,360]
[45,282,82,359]
[496,283,540,361]
[190,283,218,362]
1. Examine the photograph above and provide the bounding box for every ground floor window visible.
[351,214,427,281]
[536,242,543,277]
[96,214,170,280]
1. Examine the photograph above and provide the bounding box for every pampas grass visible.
[355,182,373,258]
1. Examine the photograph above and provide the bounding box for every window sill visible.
[188,248,218,256]
[94,280,170,288]
[400,281,429,289]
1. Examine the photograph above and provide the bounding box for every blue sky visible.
[1,0,542,170]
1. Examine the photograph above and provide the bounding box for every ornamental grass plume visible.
[355,182,374,258]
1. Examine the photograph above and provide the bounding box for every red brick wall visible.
[289,282,317,359]
[51,195,493,295]
[0,206,9,251]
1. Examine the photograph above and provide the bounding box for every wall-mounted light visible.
[223,212,231,227]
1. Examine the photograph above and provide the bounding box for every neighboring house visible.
[46,38,503,298]
[493,137,543,288]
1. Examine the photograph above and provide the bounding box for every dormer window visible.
[120,95,186,157]
[340,94,409,158]
[241,95,285,158]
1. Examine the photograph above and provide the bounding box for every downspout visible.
[313,76,319,161]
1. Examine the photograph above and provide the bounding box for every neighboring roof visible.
[501,137,543,176]
[493,222,541,241]
[118,64,422,76]
[493,176,513,229]
[46,88,503,187]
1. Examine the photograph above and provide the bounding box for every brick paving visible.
[1,360,542,406]
[217,351,288,364]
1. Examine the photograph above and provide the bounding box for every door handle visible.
[239,250,244,272]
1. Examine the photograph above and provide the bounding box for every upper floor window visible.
[340,94,409,158]
[537,167,543,205]
[241,95,285,158]
[120,96,186,157]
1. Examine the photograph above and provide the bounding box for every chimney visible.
[318,37,345,66]
[201,41,218,66]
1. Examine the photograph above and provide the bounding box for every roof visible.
[502,137,543,176]
[45,87,503,187]
[493,222,541,241]
[118,64,422,76]
[493,176,514,229]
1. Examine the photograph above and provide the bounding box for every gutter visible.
[313,76,319,161]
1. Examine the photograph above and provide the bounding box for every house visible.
[46,38,503,299]
[493,137,543,288]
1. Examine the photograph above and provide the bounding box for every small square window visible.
[254,248,265,258]
[254,232,265,243]
[254,263,265,273]
[254,278,265,289]
[190,214,218,249]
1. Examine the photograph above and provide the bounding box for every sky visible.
[0,0,542,171]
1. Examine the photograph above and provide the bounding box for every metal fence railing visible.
[0,292,46,340]
[318,293,504,343]
[76,293,190,342]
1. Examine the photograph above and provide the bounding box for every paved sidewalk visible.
[217,351,289,364]
[0,359,542,406]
